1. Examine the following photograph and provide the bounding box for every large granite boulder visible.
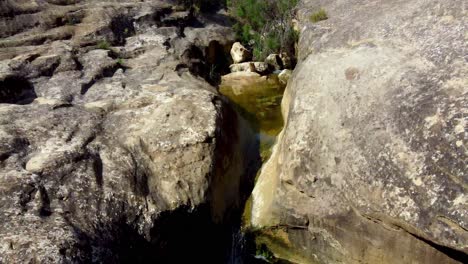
[251,0,467,263]
[0,1,255,263]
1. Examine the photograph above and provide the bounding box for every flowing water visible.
[220,73,286,263]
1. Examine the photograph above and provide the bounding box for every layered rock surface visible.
[251,0,467,263]
[0,1,256,263]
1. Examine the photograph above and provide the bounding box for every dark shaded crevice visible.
[405,228,468,263]
[152,7,174,25]
[41,59,61,77]
[363,213,468,263]
[0,152,10,162]
[211,95,263,263]
[0,76,37,104]
[80,65,121,95]
[147,205,236,263]
[127,150,150,197]
[92,153,103,188]
[0,1,41,18]
[0,137,30,162]
[110,14,136,46]
[38,185,52,217]
[177,41,232,85]
[52,9,85,27]
[62,204,239,263]
[19,184,38,211]
[45,0,83,6]
[205,40,233,84]
[72,53,84,71]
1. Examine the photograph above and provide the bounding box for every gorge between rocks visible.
[1,0,467,263]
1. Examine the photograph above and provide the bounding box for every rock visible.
[221,72,267,87]
[222,71,262,80]
[251,0,468,263]
[230,62,256,73]
[230,42,252,63]
[291,19,300,33]
[279,52,293,69]
[252,62,270,75]
[278,69,292,85]
[25,154,49,174]
[265,54,283,71]
[0,1,255,263]
[230,61,271,75]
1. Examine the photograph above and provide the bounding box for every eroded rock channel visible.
[220,72,288,264]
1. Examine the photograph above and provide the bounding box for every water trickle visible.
[220,73,286,263]
[220,74,285,163]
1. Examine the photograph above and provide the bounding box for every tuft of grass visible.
[256,244,274,261]
[97,40,111,50]
[310,8,328,23]
[116,58,124,66]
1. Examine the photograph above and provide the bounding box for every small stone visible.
[25,154,49,173]
[265,54,283,71]
[278,69,292,85]
[230,62,271,75]
[279,52,293,69]
[230,42,252,63]
[253,62,270,75]
[230,62,255,73]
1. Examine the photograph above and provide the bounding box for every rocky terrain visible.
[1,0,467,263]
[0,0,260,262]
[251,0,467,263]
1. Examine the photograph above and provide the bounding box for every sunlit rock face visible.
[0,1,257,263]
[251,0,467,263]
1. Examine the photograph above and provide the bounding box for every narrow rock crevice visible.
[0,76,37,104]
[80,64,122,95]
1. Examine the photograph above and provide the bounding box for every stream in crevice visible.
[219,73,286,263]
[220,74,285,163]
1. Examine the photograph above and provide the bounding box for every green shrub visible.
[97,40,111,50]
[256,243,274,261]
[228,0,299,60]
[116,58,124,66]
[310,8,328,23]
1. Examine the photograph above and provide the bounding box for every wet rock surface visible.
[0,1,256,263]
[252,0,467,263]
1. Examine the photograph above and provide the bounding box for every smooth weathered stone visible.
[230,42,252,63]
[251,0,468,263]
[278,69,292,85]
[230,62,256,73]
[279,52,293,69]
[230,61,271,75]
[265,53,283,71]
[253,61,270,75]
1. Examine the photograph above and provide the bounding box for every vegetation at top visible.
[228,0,299,60]
[177,0,299,61]
[310,8,328,23]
